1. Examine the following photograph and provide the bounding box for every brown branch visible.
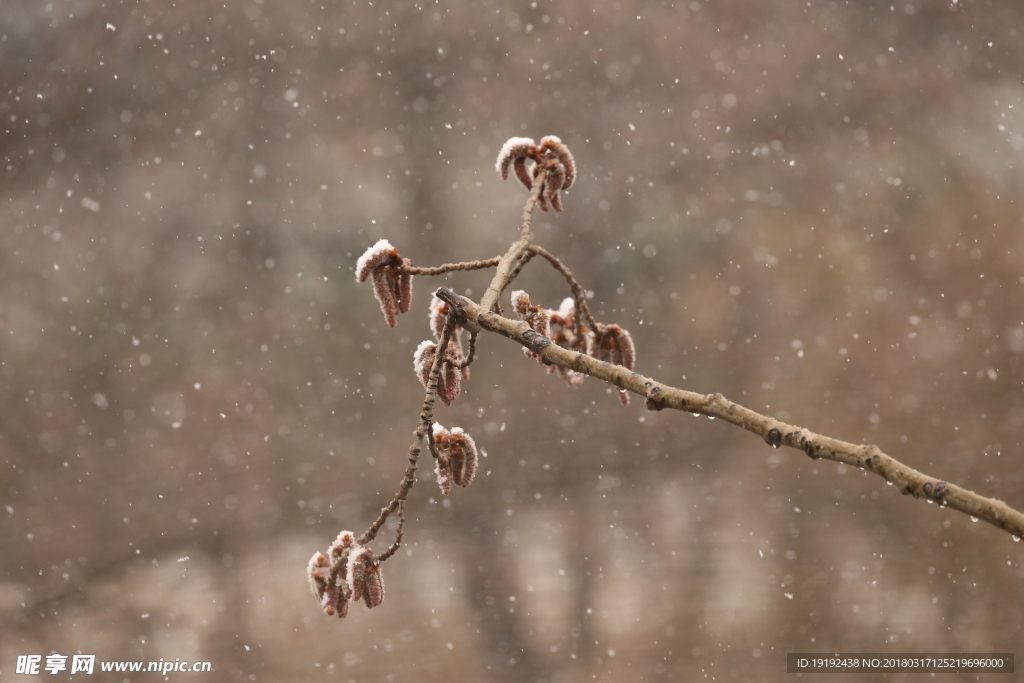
[435,286,1024,541]
[376,502,405,563]
[357,318,456,548]
[478,170,548,314]
[519,168,547,242]
[404,258,500,276]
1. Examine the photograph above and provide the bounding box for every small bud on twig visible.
[512,290,551,361]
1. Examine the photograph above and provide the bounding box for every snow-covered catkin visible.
[544,161,566,212]
[540,135,576,189]
[435,460,453,495]
[512,290,532,316]
[355,239,398,283]
[433,425,453,495]
[362,563,385,608]
[370,268,401,328]
[346,545,373,604]
[440,342,464,405]
[449,427,478,488]
[438,356,461,406]
[414,340,438,390]
[514,156,533,191]
[356,240,412,327]
[397,261,413,314]
[307,552,329,599]
[429,296,448,339]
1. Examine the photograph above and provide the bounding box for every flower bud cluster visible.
[431,423,479,495]
[355,239,412,328]
[511,290,551,361]
[307,530,385,618]
[512,292,637,402]
[414,339,465,406]
[496,135,576,211]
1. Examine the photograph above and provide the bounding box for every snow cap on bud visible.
[355,239,398,283]
[496,137,537,179]
[329,530,356,559]
[511,290,532,316]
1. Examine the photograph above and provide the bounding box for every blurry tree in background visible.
[2,1,1023,681]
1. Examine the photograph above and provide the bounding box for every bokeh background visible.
[2,0,1023,680]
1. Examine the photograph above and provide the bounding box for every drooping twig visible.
[526,244,598,338]
[506,251,537,292]
[357,317,456,547]
[376,502,406,563]
[455,331,478,370]
[434,286,1024,541]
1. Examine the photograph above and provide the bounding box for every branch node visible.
[765,428,783,448]
[922,480,948,502]
[804,441,821,460]
[645,397,666,411]
[522,328,553,352]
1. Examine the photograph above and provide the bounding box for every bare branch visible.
[357,317,456,547]
[404,258,500,276]
[434,286,1024,541]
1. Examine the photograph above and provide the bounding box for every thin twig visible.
[405,258,500,276]
[527,244,599,336]
[435,286,1024,541]
[520,169,547,242]
[478,171,548,314]
[376,502,405,563]
[507,250,536,284]
[357,318,456,546]
[456,331,478,370]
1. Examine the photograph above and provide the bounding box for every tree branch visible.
[434,286,1024,540]
[328,135,1021,621]
[357,317,456,547]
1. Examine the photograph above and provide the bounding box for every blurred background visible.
[2,0,1023,680]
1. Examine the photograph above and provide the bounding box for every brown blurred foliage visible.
[2,0,1023,680]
